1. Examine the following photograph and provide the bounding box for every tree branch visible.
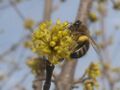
[10,0,25,20]
[43,0,52,21]
[43,61,55,90]
[56,1,93,90]
[76,0,92,23]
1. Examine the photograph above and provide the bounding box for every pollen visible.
[24,19,34,29]
[78,35,89,42]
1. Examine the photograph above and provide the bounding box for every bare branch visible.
[10,0,25,20]
[43,0,52,21]
[0,4,10,10]
[0,34,30,61]
[56,1,93,90]
[76,0,92,23]
[43,61,55,90]
[73,70,87,84]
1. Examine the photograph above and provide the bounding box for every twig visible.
[32,75,43,90]
[0,34,30,61]
[10,0,35,32]
[0,0,31,10]
[73,70,87,84]
[43,0,52,21]
[43,61,55,90]
[0,4,10,10]
[10,0,25,20]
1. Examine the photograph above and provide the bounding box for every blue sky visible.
[0,0,120,90]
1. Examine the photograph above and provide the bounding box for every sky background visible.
[0,0,120,90]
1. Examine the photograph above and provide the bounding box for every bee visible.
[69,20,100,59]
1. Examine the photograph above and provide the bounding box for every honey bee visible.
[69,20,100,59]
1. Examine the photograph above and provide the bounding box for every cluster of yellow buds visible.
[84,80,94,90]
[82,62,101,90]
[84,79,99,90]
[26,57,45,75]
[88,12,98,22]
[29,20,75,64]
[87,62,101,79]
[24,19,34,29]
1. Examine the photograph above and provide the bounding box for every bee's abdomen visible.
[70,41,90,59]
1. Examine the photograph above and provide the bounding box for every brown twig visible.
[0,4,10,10]
[43,0,52,21]
[73,70,87,84]
[0,34,30,62]
[10,0,25,20]
[43,61,55,90]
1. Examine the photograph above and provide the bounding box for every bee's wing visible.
[89,36,101,54]
[87,34,103,61]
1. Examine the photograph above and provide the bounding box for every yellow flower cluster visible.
[82,62,100,90]
[88,12,98,22]
[87,62,101,79]
[29,20,74,64]
[26,57,45,75]
[84,80,99,90]
[24,19,34,29]
[84,80,94,90]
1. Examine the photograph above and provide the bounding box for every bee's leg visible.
[43,60,55,90]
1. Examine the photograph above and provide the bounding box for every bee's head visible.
[73,20,82,28]
[69,20,88,36]
[69,20,83,32]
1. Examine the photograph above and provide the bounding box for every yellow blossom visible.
[26,57,45,75]
[84,80,94,90]
[52,36,58,41]
[28,20,75,64]
[23,41,31,48]
[83,63,101,90]
[56,19,61,24]
[84,79,99,90]
[50,41,56,47]
[24,19,34,29]
[88,12,98,22]
[87,62,101,79]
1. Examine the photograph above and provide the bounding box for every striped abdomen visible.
[70,40,90,59]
